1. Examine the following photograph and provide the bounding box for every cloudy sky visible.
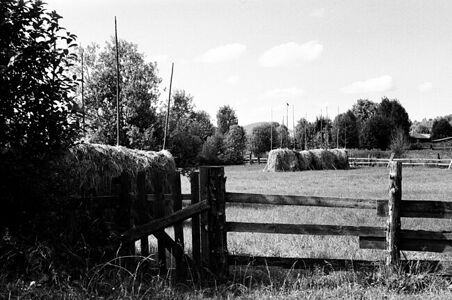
[46,0,452,126]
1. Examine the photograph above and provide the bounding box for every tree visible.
[376,97,411,136]
[222,125,247,164]
[431,118,452,140]
[1,0,80,158]
[216,105,238,135]
[74,39,161,149]
[276,124,290,148]
[332,110,359,148]
[249,123,278,157]
[201,132,224,164]
[351,99,378,123]
[0,0,81,230]
[359,115,392,149]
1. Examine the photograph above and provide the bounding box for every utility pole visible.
[270,107,273,150]
[115,16,120,146]
[163,62,174,150]
[292,104,295,150]
[81,48,85,130]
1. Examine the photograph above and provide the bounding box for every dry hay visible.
[55,143,176,196]
[264,148,349,172]
[264,148,300,172]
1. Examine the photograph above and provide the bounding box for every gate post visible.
[387,161,401,267]
[199,166,228,281]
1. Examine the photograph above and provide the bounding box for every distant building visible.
[409,132,431,144]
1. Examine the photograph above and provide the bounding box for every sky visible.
[46,0,452,126]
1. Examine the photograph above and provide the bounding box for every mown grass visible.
[5,164,452,299]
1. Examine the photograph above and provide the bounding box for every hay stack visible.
[264,148,349,172]
[264,148,300,172]
[56,143,176,196]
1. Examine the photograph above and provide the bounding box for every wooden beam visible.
[226,222,385,237]
[121,200,209,242]
[387,161,402,266]
[226,192,378,209]
[377,200,452,219]
[228,255,378,270]
[360,236,452,253]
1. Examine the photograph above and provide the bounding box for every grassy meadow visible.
[6,164,452,299]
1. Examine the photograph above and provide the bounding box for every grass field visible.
[6,164,452,299]
[180,165,452,262]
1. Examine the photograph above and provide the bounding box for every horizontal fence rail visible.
[349,157,452,168]
[377,200,452,218]
[227,222,385,237]
[121,200,209,242]
[226,192,378,209]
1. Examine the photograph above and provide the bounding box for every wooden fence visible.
[112,163,452,281]
[349,157,452,169]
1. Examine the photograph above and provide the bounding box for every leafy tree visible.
[376,97,411,136]
[295,118,311,150]
[431,118,452,140]
[359,115,392,149]
[276,124,290,148]
[0,0,81,230]
[249,123,278,157]
[332,110,359,148]
[222,125,247,164]
[410,120,432,135]
[311,116,332,148]
[1,0,80,158]
[351,99,378,122]
[390,127,410,157]
[165,90,214,166]
[216,105,238,135]
[201,132,224,164]
[74,39,161,149]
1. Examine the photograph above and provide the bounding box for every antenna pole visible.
[81,48,85,130]
[115,16,120,146]
[163,62,174,150]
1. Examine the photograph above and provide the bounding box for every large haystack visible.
[56,143,176,196]
[264,148,349,172]
[264,148,301,172]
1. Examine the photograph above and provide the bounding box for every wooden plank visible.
[205,167,228,280]
[387,161,402,266]
[226,222,385,237]
[228,255,378,270]
[121,200,209,243]
[146,193,191,202]
[377,200,452,219]
[226,192,378,209]
[359,236,452,253]
[171,171,184,279]
[199,168,210,268]
[152,171,166,274]
[136,171,149,257]
[190,171,201,277]
[153,230,193,267]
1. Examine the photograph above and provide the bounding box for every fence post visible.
[200,166,228,281]
[171,171,184,279]
[116,172,134,267]
[387,161,401,267]
[136,171,149,258]
[152,170,167,274]
[190,171,201,280]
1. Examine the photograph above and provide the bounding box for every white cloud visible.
[340,75,395,94]
[418,82,433,92]
[259,41,323,67]
[196,43,246,63]
[263,87,305,99]
[310,8,326,18]
[225,75,240,85]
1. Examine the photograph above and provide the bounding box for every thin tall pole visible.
[292,104,295,150]
[337,106,339,149]
[115,16,120,146]
[286,103,289,129]
[81,48,85,129]
[281,116,284,148]
[270,107,273,150]
[163,62,174,150]
[304,113,307,150]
